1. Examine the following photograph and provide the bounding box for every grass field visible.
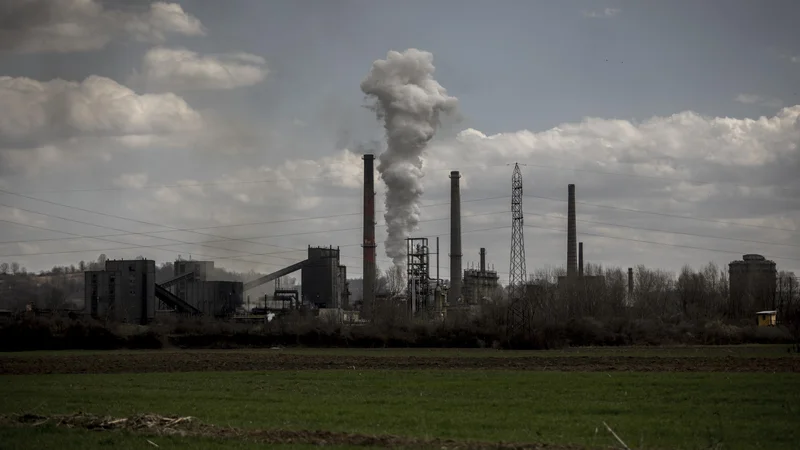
[2,368,799,449]
[2,346,799,449]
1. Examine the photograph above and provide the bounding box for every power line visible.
[19,160,798,198]
[521,224,800,263]
[19,163,508,194]
[4,185,796,252]
[0,195,510,245]
[7,214,798,278]
[0,201,305,263]
[523,193,800,234]
[515,161,800,197]
[25,174,350,194]
[6,167,797,254]
[3,192,798,269]
[0,216,515,277]
[0,209,508,258]
[2,183,798,275]
[0,189,516,274]
[525,213,800,249]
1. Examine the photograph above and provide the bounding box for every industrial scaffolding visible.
[406,237,444,318]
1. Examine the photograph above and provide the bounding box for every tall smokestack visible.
[628,267,634,297]
[578,242,583,277]
[480,248,486,273]
[362,154,376,311]
[567,184,577,278]
[449,171,462,304]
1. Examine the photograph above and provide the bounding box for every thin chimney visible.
[567,184,577,277]
[627,267,634,297]
[362,154,376,312]
[578,242,583,277]
[449,171,462,304]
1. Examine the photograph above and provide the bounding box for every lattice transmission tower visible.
[507,163,529,336]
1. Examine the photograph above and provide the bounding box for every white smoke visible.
[360,49,458,268]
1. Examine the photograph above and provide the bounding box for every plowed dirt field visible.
[2,351,798,374]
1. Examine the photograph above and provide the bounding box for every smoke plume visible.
[360,49,457,268]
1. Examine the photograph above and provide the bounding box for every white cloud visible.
[433,107,800,169]
[0,75,203,146]
[4,103,799,276]
[0,74,206,174]
[734,94,761,104]
[0,73,275,177]
[214,148,364,210]
[0,0,205,54]
[124,2,205,44]
[735,94,783,108]
[114,173,149,190]
[582,8,621,19]
[131,47,268,91]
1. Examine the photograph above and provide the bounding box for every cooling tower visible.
[362,154,376,310]
[567,184,577,277]
[449,171,462,304]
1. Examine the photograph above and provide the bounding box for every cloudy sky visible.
[1,0,798,285]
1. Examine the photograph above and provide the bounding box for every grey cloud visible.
[582,8,621,19]
[2,84,798,276]
[0,75,202,147]
[0,74,207,178]
[0,0,204,54]
[130,47,268,91]
[735,94,783,108]
[124,1,205,44]
[76,100,798,276]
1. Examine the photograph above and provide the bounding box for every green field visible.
[2,368,799,449]
[2,343,796,359]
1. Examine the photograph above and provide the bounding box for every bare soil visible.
[2,351,798,375]
[0,413,595,449]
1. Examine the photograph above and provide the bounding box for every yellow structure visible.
[756,310,777,327]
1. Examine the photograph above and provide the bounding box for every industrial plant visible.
[729,254,778,318]
[77,153,787,327]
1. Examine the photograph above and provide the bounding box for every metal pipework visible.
[567,184,577,277]
[449,171,462,304]
[362,154,376,312]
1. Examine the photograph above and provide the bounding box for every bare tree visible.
[0,262,8,274]
[778,272,798,317]
[632,265,675,320]
[378,266,405,298]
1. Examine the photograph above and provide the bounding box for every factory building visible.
[84,259,156,324]
[166,278,243,317]
[301,246,349,309]
[729,254,777,318]
[171,260,213,303]
[462,248,500,304]
[162,259,243,317]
